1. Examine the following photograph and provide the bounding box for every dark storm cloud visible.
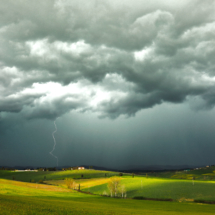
[0,0,215,119]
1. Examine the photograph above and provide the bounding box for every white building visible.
[78,167,85,170]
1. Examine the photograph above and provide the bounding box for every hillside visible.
[1,178,215,215]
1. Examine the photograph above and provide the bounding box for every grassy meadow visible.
[1,178,215,215]
[83,176,215,201]
[147,166,215,180]
[1,168,215,214]
[0,169,118,182]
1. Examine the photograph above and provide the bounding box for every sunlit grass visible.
[0,179,87,199]
[46,178,112,190]
[2,174,215,214]
[1,178,215,215]
[84,176,215,201]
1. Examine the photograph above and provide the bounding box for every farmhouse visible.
[71,166,85,170]
[78,167,85,170]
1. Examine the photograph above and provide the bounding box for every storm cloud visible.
[0,0,215,121]
[1,0,215,168]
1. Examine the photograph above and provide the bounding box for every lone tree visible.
[108,176,121,197]
[65,178,77,189]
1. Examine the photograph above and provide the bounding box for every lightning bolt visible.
[50,121,58,166]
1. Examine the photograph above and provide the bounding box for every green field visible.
[1,169,215,214]
[147,166,215,181]
[83,176,215,201]
[0,170,118,182]
[1,178,215,215]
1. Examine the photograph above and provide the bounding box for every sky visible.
[0,0,215,168]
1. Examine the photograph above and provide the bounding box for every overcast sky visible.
[0,0,215,168]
